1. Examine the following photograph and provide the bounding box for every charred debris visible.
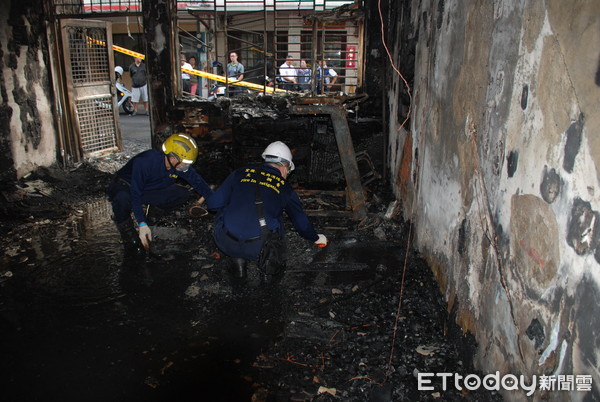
[0,95,501,401]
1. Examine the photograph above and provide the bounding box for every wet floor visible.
[1,199,260,400]
[1,192,502,401]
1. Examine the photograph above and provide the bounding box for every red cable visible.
[377,0,417,379]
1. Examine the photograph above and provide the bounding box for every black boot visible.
[229,257,248,280]
[116,219,143,254]
[261,260,285,285]
[145,205,166,225]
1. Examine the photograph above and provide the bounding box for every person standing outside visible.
[227,51,244,97]
[128,57,149,116]
[316,59,338,94]
[107,134,213,252]
[279,55,297,91]
[188,55,199,96]
[297,60,311,91]
[180,54,193,93]
[207,141,328,282]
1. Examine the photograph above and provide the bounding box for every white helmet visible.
[262,141,295,171]
[114,66,124,76]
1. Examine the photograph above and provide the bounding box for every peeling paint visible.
[525,318,545,349]
[520,84,528,110]
[539,318,560,366]
[1,2,55,179]
[554,339,568,375]
[436,0,444,30]
[567,198,596,256]
[151,24,166,57]
[506,150,518,178]
[458,218,467,256]
[596,54,600,86]
[540,166,561,203]
[573,277,600,384]
[510,194,559,291]
[563,113,584,174]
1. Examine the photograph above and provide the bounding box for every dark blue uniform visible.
[107,149,213,224]
[207,164,318,260]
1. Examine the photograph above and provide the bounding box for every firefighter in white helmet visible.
[207,141,328,283]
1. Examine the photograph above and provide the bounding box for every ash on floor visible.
[0,147,502,401]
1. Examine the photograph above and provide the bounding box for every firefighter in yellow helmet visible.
[107,133,213,252]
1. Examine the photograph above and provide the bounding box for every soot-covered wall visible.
[0,1,57,180]
[378,0,600,399]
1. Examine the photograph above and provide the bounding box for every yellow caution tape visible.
[250,47,273,57]
[87,36,286,94]
[113,44,145,59]
[180,67,283,93]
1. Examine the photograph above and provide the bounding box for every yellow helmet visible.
[162,134,198,164]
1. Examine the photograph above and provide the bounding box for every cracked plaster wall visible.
[0,1,57,180]
[387,0,600,399]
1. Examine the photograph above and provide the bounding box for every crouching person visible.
[107,133,213,253]
[207,141,328,283]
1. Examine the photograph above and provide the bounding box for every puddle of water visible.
[12,199,127,306]
[6,199,205,307]
[1,195,279,400]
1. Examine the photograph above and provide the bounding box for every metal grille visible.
[273,0,361,94]
[70,199,114,237]
[84,199,113,223]
[53,0,141,15]
[76,97,119,153]
[177,0,354,11]
[53,0,352,16]
[53,0,84,15]
[66,27,110,84]
[310,122,343,184]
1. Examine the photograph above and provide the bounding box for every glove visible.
[314,234,328,248]
[138,223,152,249]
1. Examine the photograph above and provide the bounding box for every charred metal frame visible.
[290,102,367,220]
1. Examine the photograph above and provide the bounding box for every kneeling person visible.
[107,133,213,252]
[207,141,328,281]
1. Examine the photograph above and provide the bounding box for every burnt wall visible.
[383,0,600,398]
[364,0,415,209]
[0,0,57,180]
[363,0,414,120]
[142,0,178,148]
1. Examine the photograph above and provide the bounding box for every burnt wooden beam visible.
[290,104,367,220]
